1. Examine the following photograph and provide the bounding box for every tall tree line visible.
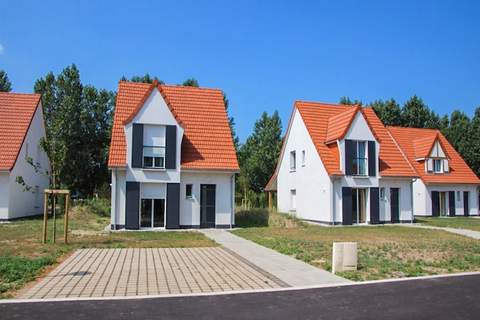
[341,95,480,177]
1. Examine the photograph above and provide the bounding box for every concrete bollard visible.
[332,242,358,274]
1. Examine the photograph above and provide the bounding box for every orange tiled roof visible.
[388,127,480,184]
[0,92,41,171]
[108,81,239,171]
[295,101,416,177]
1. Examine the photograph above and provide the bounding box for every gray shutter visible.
[368,141,376,177]
[448,191,455,216]
[125,182,140,229]
[345,140,356,175]
[165,125,177,169]
[426,159,433,172]
[342,187,353,225]
[431,191,439,216]
[370,187,379,224]
[131,124,144,168]
[166,183,180,229]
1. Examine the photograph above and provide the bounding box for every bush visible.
[79,198,110,217]
[235,209,270,227]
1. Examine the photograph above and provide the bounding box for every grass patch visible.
[416,217,480,232]
[235,209,304,228]
[0,199,216,298]
[232,211,480,281]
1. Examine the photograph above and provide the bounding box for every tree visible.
[0,70,12,92]
[370,98,402,126]
[400,95,433,128]
[35,64,114,196]
[470,107,480,177]
[239,111,282,194]
[339,96,362,105]
[182,78,199,87]
[121,74,164,84]
[223,93,239,152]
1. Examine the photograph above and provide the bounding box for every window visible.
[140,198,165,228]
[352,141,368,175]
[290,151,296,171]
[457,191,461,201]
[143,146,165,169]
[186,184,193,198]
[380,187,385,200]
[290,189,297,211]
[433,159,442,173]
[301,150,306,166]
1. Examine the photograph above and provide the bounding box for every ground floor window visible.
[290,189,297,211]
[140,198,165,228]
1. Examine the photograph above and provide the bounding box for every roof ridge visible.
[386,127,419,177]
[295,100,355,108]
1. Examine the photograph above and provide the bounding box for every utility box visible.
[332,242,357,274]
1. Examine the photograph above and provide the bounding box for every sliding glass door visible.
[141,198,165,228]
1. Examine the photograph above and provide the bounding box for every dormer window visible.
[354,141,368,175]
[345,139,375,177]
[433,159,442,173]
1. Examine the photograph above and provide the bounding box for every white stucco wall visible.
[414,182,479,216]
[7,105,50,219]
[0,172,9,219]
[277,109,332,222]
[179,172,235,227]
[379,178,413,222]
[124,89,184,183]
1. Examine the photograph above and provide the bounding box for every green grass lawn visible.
[416,216,480,232]
[232,211,480,281]
[0,200,215,298]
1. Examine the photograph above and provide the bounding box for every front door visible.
[352,188,367,224]
[200,184,216,228]
[439,192,447,216]
[464,191,469,216]
[390,188,400,223]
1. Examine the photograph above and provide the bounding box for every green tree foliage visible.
[223,93,239,152]
[121,74,164,84]
[370,99,402,126]
[239,111,282,194]
[400,95,434,128]
[470,107,480,177]
[0,70,12,92]
[182,78,199,87]
[34,64,114,196]
[339,96,362,105]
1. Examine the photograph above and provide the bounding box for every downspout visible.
[111,169,117,230]
[331,177,337,225]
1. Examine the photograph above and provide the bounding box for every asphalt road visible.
[2,274,479,320]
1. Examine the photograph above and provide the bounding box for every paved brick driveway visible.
[22,248,286,299]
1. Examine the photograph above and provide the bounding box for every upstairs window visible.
[143,146,165,169]
[301,150,306,166]
[290,151,296,171]
[352,141,368,176]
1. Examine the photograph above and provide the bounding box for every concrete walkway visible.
[399,224,480,240]
[200,230,350,286]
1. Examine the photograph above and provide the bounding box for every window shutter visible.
[431,191,439,216]
[370,187,380,224]
[342,187,353,225]
[448,191,455,216]
[368,141,376,177]
[426,159,433,172]
[443,159,449,172]
[125,182,140,229]
[165,125,177,169]
[131,124,144,168]
[345,140,356,175]
[166,183,180,229]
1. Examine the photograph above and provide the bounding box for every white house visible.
[389,127,480,216]
[0,92,50,220]
[266,101,418,225]
[108,81,239,229]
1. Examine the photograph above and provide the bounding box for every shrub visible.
[235,209,270,227]
[78,198,110,217]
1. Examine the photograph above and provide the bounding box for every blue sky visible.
[1,0,479,142]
